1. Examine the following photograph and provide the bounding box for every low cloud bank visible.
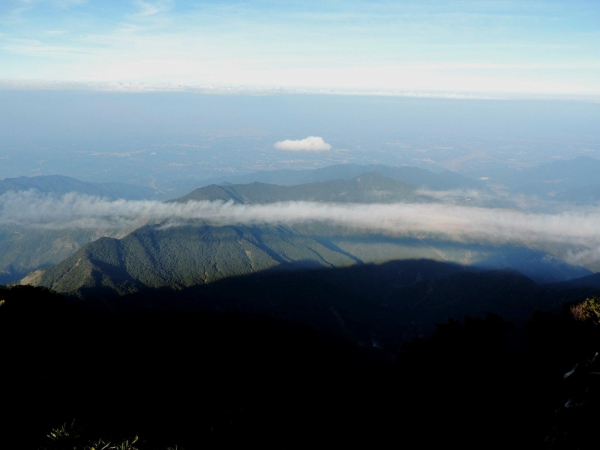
[1,190,599,262]
[274,136,332,152]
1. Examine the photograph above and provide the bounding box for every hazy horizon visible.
[1,90,599,190]
[2,1,599,188]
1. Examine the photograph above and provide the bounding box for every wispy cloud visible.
[135,0,174,17]
[274,136,332,152]
[2,37,87,58]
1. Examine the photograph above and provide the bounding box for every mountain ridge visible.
[176,172,423,204]
[190,163,485,191]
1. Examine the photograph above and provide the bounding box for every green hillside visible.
[24,222,357,296]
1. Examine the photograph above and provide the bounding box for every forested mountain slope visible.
[22,223,357,296]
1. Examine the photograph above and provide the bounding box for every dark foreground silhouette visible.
[1,285,600,449]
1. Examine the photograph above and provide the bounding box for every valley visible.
[4,160,600,450]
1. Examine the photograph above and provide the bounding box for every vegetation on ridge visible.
[3,285,600,449]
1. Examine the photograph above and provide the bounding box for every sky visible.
[1,0,600,97]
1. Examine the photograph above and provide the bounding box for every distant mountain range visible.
[177,172,424,204]
[0,174,161,200]
[179,156,600,206]
[193,163,486,191]
[470,156,600,203]
[550,272,600,290]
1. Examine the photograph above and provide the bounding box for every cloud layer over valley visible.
[1,190,599,266]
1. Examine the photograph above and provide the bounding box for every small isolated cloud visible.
[274,136,332,152]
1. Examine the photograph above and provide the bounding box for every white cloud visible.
[274,136,332,152]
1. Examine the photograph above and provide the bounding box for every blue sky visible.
[1,0,600,97]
